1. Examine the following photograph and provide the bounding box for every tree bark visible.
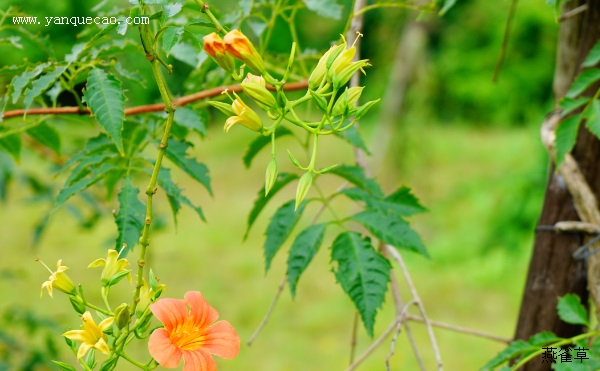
[515,1,600,370]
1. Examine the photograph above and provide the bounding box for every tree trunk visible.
[515,1,600,370]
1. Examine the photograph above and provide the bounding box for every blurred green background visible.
[0,0,556,369]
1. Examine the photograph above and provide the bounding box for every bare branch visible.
[346,319,399,371]
[247,275,287,346]
[406,314,512,344]
[559,4,588,22]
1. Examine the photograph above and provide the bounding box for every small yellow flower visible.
[136,278,166,316]
[88,249,131,287]
[39,259,76,298]
[63,311,114,359]
[224,93,263,133]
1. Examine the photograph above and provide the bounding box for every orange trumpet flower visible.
[148,291,240,371]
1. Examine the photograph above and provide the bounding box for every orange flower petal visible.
[148,328,182,368]
[183,349,216,371]
[150,298,188,332]
[185,291,219,329]
[201,321,240,360]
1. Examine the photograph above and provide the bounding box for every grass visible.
[0,119,546,370]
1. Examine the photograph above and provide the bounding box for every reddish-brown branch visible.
[2,80,309,120]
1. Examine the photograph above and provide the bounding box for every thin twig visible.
[1,81,308,120]
[347,319,399,371]
[558,4,588,22]
[492,0,519,83]
[405,314,512,344]
[349,311,360,365]
[386,299,417,370]
[247,274,287,346]
[385,244,443,370]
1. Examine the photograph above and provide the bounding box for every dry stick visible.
[2,81,309,120]
[386,244,443,370]
[405,314,512,344]
[492,0,519,83]
[385,323,402,371]
[558,3,588,22]
[248,182,349,346]
[349,311,360,365]
[247,275,287,346]
[386,299,417,371]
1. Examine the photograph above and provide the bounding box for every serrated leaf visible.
[331,232,391,337]
[157,167,205,226]
[114,181,145,255]
[342,186,427,217]
[0,134,21,161]
[245,172,298,239]
[560,97,590,116]
[264,199,307,271]
[174,107,207,137]
[480,340,535,370]
[164,139,212,195]
[287,223,328,297]
[84,23,119,49]
[84,68,125,154]
[557,294,589,326]
[302,0,342,19]
[330,165,383,197]
[164,3,183,17]
[23,65,67,112]
[555,113,582,167]
[162,26,183,56]
[10,62,51,104]
[566,69,600,99]
[243,127,292,168]
[114,62,146,88]
[352,210,429,257]
[51,361,77,371]
[585,100,600,140]
[54,163,117,211]
[335,125,370,155]
[27,122,61,155]
[528,331,561,346]
[583,40,600,68]
[61,134,115,173]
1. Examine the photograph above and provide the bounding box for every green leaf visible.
[528,331,561,346]
[583,40,600,68]
[245,172,298,239]
[585,100,600,140]
[331,232,391,337]
[84,23,119,49]
[165,139,212,196]
[439,0,457,15]
[51,361,77,371]
[243,127,292,168]
[480,340,535,370]
[352,209,429,258]
[330,165,383,197]
[287,223,328,297]
[566,69,600,98]
[560,97,590,116]
[23,65,68,112]
[27,122,61,155]
[83,68,126,154]
[334,125,371,155]
[555,113,582,167]
[114,181,145,255]
[385,186,428,215]
[0,134,21,161]
[302,0,342,19]
[10,62,51,104]
[157,167,206,226]
[557,294,589,326]
[264,199,307,272]
[174,107,208,138]
[54,163,117,211]
[162,26,183,56]
[114,62,146,88]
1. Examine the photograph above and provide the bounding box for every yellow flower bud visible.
[265,158,278,196]
[333,60,370,89]
[40,259,77,298]
[224,93,263,133]
[241,73,277,110]
[203,32,235,72]
[309,46,336,90]
[224,29,266,74]
[330,45,356,76]
[88,249,131,287]
[295,172,313,210]
[208,100,236,117]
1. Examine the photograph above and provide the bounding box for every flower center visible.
[170,320,206,351]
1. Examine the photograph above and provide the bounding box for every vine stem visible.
[247,275,287,346]
[193,0,226,34]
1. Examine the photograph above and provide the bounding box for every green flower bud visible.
[241,73,277,110]
[209,101,235,117]
[69,295,86,315]
[309,90,328,113]
[265,158,278,196]
[295,172,313,210]
[287,149,302,169]
[99,355,119,371]
[333,60,370,89]
[113,303,131,330]
[354,99,381,120]
[309,46,336,90]
[329,45,356,80]
[326,43,347,69]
